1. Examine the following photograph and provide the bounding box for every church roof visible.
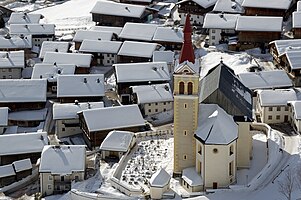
[179,14,195,64]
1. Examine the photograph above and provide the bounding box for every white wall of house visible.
[256,101,291,124]
[150,185,169,199]
[290,107,301,133]
[142,101,173,116]
[179,13,204,26]
[102,53,117,66]
[0,68,22,79]
[209,29,221,46]
[236,122,252,168]
[55,119,82,139]
[33,36,54,48]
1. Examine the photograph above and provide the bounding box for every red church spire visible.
[179,14,195,64]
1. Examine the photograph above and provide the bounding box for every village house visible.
[43,52,92,74]
[292,4,301,39]
[73,30,116,50]
[149,168,171,199]
[131,83,173,116]
[8,12,43,25]
[177,0,217,26]
[0,79,47,111]
[153,50,175,73]
[117,41,162,63]
[8,108,47,127]
[39,41,70,61]
[203,13,239,46]
[235,16,283,50]
[0,107,8,134]
[9,24,55,48]
[279,51,301,86]
[13,158,32,181]
[0,164,15,187]
[78,104,145,149]
[90,0,155,27]
[151,2,177,19]
[31,63,75,94]
[53,101,104,138]
[0,50,24,79]
[152,27,183,51]
[79,40,122,66]
[57,74,104,103]
[118,22,158,42]
[39,145,86,196]
[114,62,170,104]
[90,25,123,35]
[0,35,32,60]
[99,130,136,159]
[287,100,301,133]
[0,132,48,165]
[212,0,244,14]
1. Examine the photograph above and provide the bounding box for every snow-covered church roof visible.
[195,104,238,145]
[100,130,134,152]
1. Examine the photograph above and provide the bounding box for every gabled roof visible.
[152,50,174,64]
[79,39,122,54]
[298,1,301,11]
[258,89,298,106]
[288,101,301,120]
[119,23,158,41]
[0,164,15,178]
[53,102,104,120]
[39,145,86,174]
[118,41,160,58]
[13,158,32,172]
[149,168,171,187]
[131,83,173,104]
[10,24,55,35]
[174,60,200,74]
[90,0,147,18]
[182,167,203,186]
[0,79,47,103]
[238,70,292,90]
[0,50,24,69]
[177,0,217,9]
[0,35,32,49]
[8,108,47,121]
[114,62,170,83]
[0,107,8,126]
[81,104,145,132]
[73,30,113,42]
[152,27,183,43]
[213,0,244,14]
[43,52,92,68]
[269,39,301,56]
[39,41,70,59]
[236,16,283,32]
[32,63,75,82]
[203,13,239,29]
[8,13,42,25]
[90,26,123,35]
[195,104,238,145]
[0,132,48,156]
[100,130,134,152]
[293,12,301,28]
[283,51,301,70]
[57,75,105,98]
[242,0,291,10]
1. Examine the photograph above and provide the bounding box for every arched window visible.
[179,82,184,94]
[188,82,193,95]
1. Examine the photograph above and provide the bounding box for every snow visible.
[79,40,122,54]
[131,83,173,104]
[8,108,47,121]
[0,132,48,156]
[90,26,122,35]
[195,104,238,145]
[12,158,32,173]
[117,41,160,58]
[0,164,15,178]
[32,63,75,82]
[43,52,92,68]
[114,62,170,83]
[288,101,301,119]
[258,89,298,106]
[0,107,8,126]
[9,24,55,35]
[285,51,301,70]
[236,16,283,32]
[81,104,145,132]
[175,60,200,74]
[203,13,239,29]
[100,130,134,152]
[152,27,183,43]
[53,102,104,120]
[242,0,291,9]
[178,0,217,9]
[293,12,301,28]
[119,23,158,41]
[213,0,244,14]
[153,51,175,64]
[0,35,32,49]
[0,79,47,103]
[57,74,105,97]
[8,12,42,25]
[39,145,86,174]
[0,50,24,69]
[39,41,70,59]
[182,167,203,186]
[150,168,171,187]
[270,39,301,56]
[73,30,113,42]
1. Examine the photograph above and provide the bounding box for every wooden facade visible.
[177,1,213,16]
[244,7,286,17]
[119,0,153,5]
[279,53,301,86]
[117,55,152,63]
[0,152,41,166]
[58,96,103,104]
[238,31,281,50]
[0,174,15,187]
[0,102,45,112]
[293,28,301,39]
[16,169,32,181]
[75,67,90,74]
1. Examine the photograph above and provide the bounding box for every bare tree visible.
[278,168,296,200]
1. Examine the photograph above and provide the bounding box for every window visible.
[269,107,273,111]
[48,175,53,181]
[212,36,215,40]
[62,128,65,132]
[212,29,215,33]
[188,82,193,95]
[47,184,52,190]
[268,115,272,120]
[2,69,6,72]
[277,106,281,111]
[148,109,151,113]
[184,103,187,108]
[155,103,158,105]
[8,75,12,79]
[184,130,187,136]
[213,148,218,153]
[183,155,187,160]
[163,102,166,105]
[163,108,166,112]
[107,60,110,64]
[285,106,289,111]
[229,162,233,176]
[179,82,185,94]
[230,145,234,156]
[61,176,64,181]
[276,115,280,120]
[198,146,202,155]
[8,68,12,72]
[155,109,158,112]
[2,76,5,79]
[148,103,151,106]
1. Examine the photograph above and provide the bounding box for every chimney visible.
[83,77,87,83]
[74,100,79,105]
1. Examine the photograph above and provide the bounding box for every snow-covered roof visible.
[238,70,292,90]
[39,145,86,174]
[203,13,239,29]
[43,52,92,68]
[114,62,170,83]
[90,0,146,18]
[177,0,217,9]
[289,101,301,119]
[174,60,200,74]
[119,23,158,41]
[90,26,123,35]
[152,2,175,17]
[73,30,113,42]
[242,0,291,10]
[0,164,15,178]
[81,105,145,132]
[152,27,183,43]
[0,132,48,156]
[39,41,70,59]
[270,39,301,56]
[213,0,244,14]
[131,83,173,104]
[0,35,32,49]
[8,108,48,121]
[8,13,42,25]
[53,102,104,120]
[149,168,171,187]
[79,40,122,54]
[182,167,203,186]
[0,79,47,103]
[118,41,160,58]
[0,107,8,126]
[10,24,55,35]
[298,1,301,11]
[293,12,301,28]
[57,75,105,98]
[195,104,238,145]
[100,130,134,152]
[284,51,301,70]
[0,50,24,69]
[236,16,283,32]
[12,158,32,172]
[258,89,298,106]
[31,63,75,82]
[153,51,174,64]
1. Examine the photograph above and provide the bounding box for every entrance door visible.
[284,115,288,122]
[213,182,218,189]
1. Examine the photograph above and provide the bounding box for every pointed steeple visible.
[179,14,195,64]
